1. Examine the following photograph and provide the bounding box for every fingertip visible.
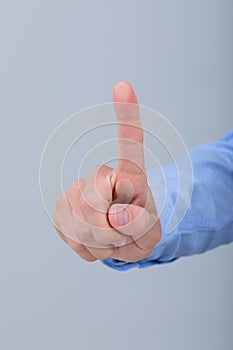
[112,81,138,104]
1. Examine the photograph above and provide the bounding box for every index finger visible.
[113,81,145,175]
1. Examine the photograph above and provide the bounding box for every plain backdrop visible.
[0,1,233,349]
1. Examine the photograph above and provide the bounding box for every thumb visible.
[108,203,155,239]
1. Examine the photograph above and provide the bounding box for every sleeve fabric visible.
[101,129,233,271]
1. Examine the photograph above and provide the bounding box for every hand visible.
[54,81,161,262]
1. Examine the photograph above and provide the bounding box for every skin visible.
[54,81,162,263]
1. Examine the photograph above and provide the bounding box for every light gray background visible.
[1,1,233,349]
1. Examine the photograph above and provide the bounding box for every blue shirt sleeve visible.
[101,129,233,271]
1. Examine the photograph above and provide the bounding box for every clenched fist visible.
[54,81,161,262]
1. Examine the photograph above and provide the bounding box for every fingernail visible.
[114,206,129,226]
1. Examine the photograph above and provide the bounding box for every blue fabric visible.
[101,129,233,271]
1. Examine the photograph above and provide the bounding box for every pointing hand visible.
[54,81,161,262]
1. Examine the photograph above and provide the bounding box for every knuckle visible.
[90,248,114,260]
[55,194,63,211]
[68,239,82,253]
[99,250,114,260]
[68,240,96,262]
[91,164,103,177]
[91,164,112,180]
[79,193,93,214]
[69,179,79,192]
[56,228,67,244]
[55,192,69,211]
[83,256,97,263]
[92,228,118,245]
[54,197,65,218]
[77,228,91,245]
